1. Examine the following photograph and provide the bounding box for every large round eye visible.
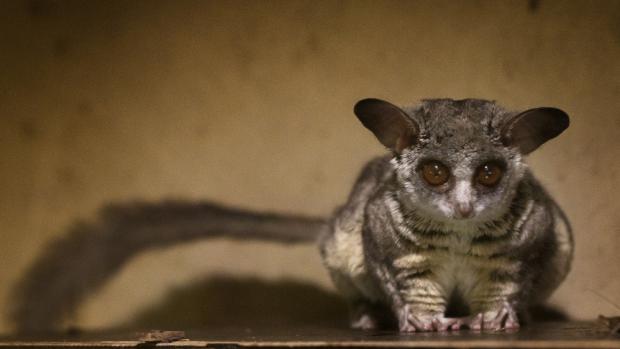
[420,161,450,186]
[476,162,504,187]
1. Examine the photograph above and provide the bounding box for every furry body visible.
[319,99,572,331]
[320,156,572,331]
[11,98,572,333]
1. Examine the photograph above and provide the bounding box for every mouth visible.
[453,214,475,221]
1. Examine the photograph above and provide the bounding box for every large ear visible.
[354,98,419,153]
[501,107,569,154]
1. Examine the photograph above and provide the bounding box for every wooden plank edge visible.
[1,339,620,349]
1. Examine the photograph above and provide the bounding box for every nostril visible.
[457,203,473,218]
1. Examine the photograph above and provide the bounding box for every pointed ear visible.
[501,107,569,154]
[354,98,419,153]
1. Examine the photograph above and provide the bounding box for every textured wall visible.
[1,0,619,334]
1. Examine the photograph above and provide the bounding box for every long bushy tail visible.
[10,200,326,334]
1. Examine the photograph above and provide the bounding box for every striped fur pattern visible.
[320,99,572,332]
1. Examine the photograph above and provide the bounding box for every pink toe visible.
[505,321,520,329]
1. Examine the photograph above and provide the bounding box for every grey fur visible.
[321,98,572,331]
[11,98,572,333]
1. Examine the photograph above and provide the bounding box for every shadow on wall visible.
[8,199,328,334]
[125,276,350,330]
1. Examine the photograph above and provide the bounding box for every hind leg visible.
[328,271,384,330]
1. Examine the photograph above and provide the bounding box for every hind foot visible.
[349,302,381,330]
[468,301,520,331]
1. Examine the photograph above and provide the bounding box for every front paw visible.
[396,304,430,332]
[398,305,466,332]
[469,301,520,331]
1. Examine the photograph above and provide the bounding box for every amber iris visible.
[421,161,450,186]
[476,162,503,187]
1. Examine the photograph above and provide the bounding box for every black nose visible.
[457,203,473,218]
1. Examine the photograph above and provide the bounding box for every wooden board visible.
[1,322,620,348]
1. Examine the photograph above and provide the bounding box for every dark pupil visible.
[482,165,494,179]
[429,164,444,178]
[423,162,448,185]
[478,163,502,186]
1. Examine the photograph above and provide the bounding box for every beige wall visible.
[1,0,619,334]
